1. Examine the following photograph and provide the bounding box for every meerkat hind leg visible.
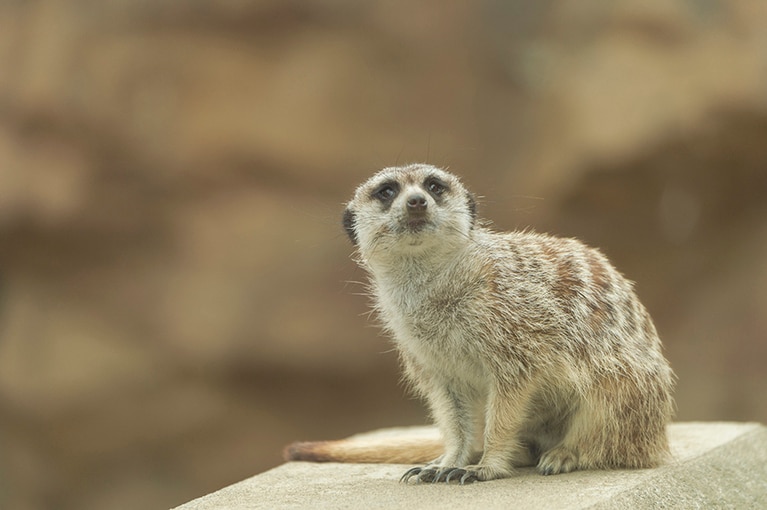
[537,445,579,475]
[524,387,583,475]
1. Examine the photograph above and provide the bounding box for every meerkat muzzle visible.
[405,193,429,231]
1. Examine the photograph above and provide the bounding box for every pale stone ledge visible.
[173,422,767,509]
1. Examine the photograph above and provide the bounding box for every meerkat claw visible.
[400,467,424,483]
[416,467,439,483]
[441,468,478,484]
[431,468,453,483]
[460,470,479,484]
[444,468,464,483]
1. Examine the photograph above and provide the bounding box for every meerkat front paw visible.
[400,466,478,484]
[400,466,459,483]
[399,455,448,483]
[537,446,579,475]
[401,464,511,484]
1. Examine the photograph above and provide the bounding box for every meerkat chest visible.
[374,270,490,377]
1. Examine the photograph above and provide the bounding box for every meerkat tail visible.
[284,427,444,464]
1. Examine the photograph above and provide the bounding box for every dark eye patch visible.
[425,177,449,197]
[372,181,399,202]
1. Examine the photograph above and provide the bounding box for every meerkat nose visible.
[406,193,428,212]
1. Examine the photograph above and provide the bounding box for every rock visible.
[173,422,767,510]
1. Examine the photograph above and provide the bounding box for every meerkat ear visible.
[342,207,358,245]
[466,191,477,228]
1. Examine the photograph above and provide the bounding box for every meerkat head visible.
[342,164,477,261]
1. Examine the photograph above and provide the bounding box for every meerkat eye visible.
[425,178,447,196]
[373,182,398,201]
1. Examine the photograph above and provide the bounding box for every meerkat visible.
[285,164,675,484]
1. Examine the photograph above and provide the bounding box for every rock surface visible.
[174,422,767,510]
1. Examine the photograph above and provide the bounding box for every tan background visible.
[1,1,766,509]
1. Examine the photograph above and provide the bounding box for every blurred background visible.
[0,1,766,509]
